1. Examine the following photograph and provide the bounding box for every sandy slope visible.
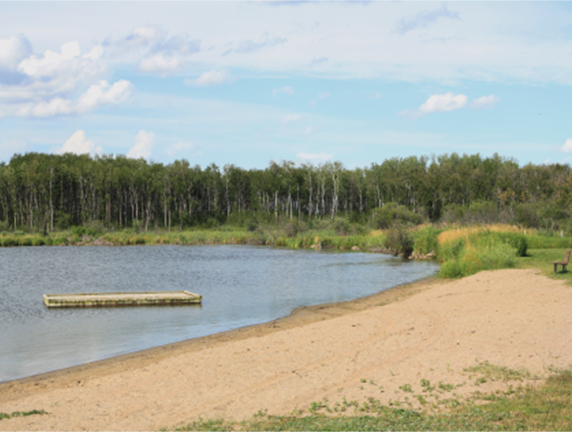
[1,269,571,431]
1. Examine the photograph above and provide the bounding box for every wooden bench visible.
[553,249,571,274]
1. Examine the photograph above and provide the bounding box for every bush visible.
[373,203,423,229]
[438,230,518,278]
[333,217,351,235]
[384,226,414,257]
[494,232,527,257]
[283,220,307,237]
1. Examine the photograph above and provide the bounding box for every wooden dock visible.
[43,291,202,308]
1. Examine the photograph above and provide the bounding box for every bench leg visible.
[555,263,558,273]
[564,265,567,273]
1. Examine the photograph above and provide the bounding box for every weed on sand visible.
[175,369,572,431]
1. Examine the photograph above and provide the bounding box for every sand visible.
[1,268,571,431]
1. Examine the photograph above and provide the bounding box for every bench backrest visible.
[564,249,571,265]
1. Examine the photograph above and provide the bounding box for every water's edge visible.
[0,274,439,387]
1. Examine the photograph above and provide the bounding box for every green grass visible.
[464,361,533,382]
[176,370,572,431]
[438,232,519,279]
[0,410,48,420]
[515,248,572,284]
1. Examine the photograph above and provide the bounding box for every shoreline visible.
[2,268,570,431]
[1,275,439,391]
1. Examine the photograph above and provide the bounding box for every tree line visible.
[0,152,570,233]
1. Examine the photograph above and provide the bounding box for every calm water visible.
[0,245,438,383]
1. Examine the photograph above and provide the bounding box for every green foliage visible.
[384,226,414,257]
[439,231,519,278]
[372,203,423,229]
[413,226,441,255]
[71,226,99,237]
[493,232,527,257]
[526,235,572,249]
[513,203,542,228]
[283,220,307,238]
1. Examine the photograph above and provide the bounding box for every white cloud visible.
[75,80,133,113]
[273,86,294,96]
[3,79,133,119]
[186,70,232,87]
[138,54,180,73]
[561,138,572,153]
[419,93,467,114]
[369,91,382,99]
[303,126,316,136]
[53,130,103,156]
[296,152,333,163]
[470,95,500,109]
[400,93,500,118]
[282,114,302,124]
[0,36,133,119]
[394,4,460,35]
[0,35,32,70]
[127,130,155,159]
[18,41,81,78]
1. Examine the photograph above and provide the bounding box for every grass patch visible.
[176,369,572,431]
[438,229,522,278]
[464,361,532,382]
[0,410,48,420]
[515,248,572,284]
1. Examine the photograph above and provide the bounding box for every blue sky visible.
[0,1,571,168]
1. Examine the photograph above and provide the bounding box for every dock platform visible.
[43,291,202,308]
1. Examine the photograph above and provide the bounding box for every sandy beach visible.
[1,268,571,431]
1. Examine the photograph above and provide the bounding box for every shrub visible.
[384,226,414,257]
[283,220,307,238]
[71,226,98,237]
[494,232,527,257]
[438,230,518,278]
[333,217,351,235]
[0,237,14,247]
[373,203,423,229]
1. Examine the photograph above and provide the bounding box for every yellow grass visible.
[437,224,524,246]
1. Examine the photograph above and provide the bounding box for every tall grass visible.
[438,228,527,278]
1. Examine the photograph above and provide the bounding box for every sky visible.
[0,1,571,169]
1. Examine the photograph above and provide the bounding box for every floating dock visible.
[43,291,202,308]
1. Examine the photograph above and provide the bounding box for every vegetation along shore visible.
[3,151,572,279]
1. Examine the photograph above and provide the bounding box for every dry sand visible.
[1,268,571,431]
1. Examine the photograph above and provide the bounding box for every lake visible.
[0,245,439,383]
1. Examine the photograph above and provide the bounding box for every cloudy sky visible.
[0,1,571,168]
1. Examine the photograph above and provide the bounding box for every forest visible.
[0,151,570,233]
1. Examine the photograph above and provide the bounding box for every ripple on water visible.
[0,245,438,382]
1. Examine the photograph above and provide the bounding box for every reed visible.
[437,229,524,278]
